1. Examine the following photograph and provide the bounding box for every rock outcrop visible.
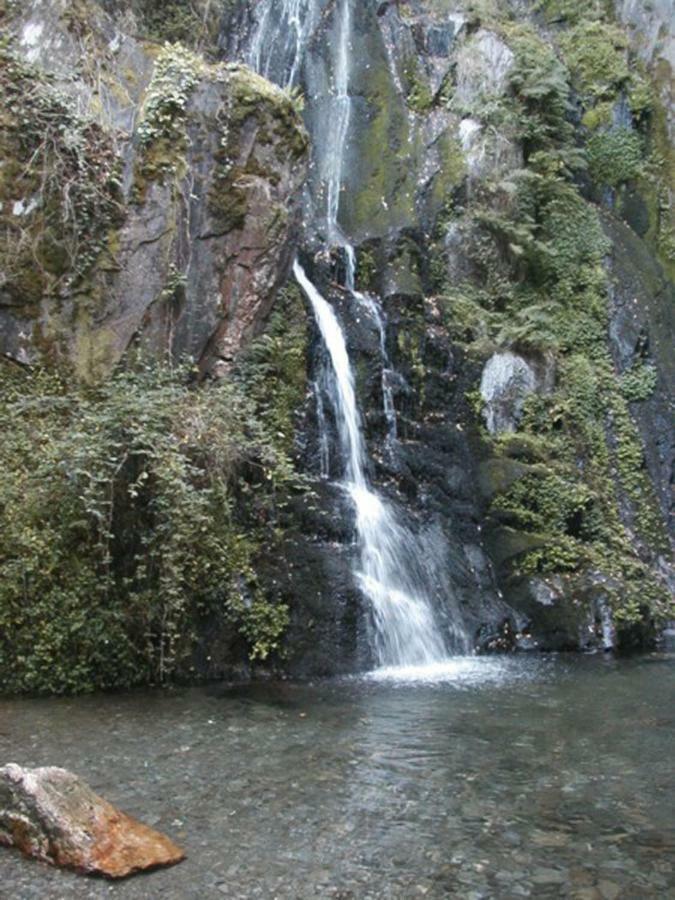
[0,764,184,878]
[226,0,674,663]
[479,352,553,436]
[0,0,308,379]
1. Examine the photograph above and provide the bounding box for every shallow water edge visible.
[1,652,674,899]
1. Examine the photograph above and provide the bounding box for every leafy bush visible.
[0,361,296,694]
[560,22,629,104]
[587,128,644,186]
[620,363,658,402]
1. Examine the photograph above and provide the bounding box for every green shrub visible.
[560,21,629,104]
[587,128,644,186]
[0,361,296,694]
[620,363,658,402]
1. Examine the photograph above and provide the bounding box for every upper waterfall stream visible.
[250,0,469,670]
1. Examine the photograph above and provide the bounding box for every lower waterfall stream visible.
[248,0,469,670]
[294,261,459,669]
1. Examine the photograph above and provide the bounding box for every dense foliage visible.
[0,357,302,695]
[414,6,673,631]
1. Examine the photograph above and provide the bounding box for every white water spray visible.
[248,0,316,89]
[325,0,353,241]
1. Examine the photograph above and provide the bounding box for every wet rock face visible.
[605,216,675,534]
[0,765,184,878]
[616,0,675,139]
[221,0,672,664]
[0,0,308,379]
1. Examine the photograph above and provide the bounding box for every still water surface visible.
[0,653,673,899]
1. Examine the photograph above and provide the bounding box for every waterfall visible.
[293,262,450,667]
[345,245,398,445]
[325,0,353,242]
[249,0,466,669]
[247,0,315,89]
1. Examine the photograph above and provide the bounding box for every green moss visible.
[534,0,612,25]
[206,66,307,232]
[637,77,675,282]
[403,57,434,114]
[429,133,467,208]
[342,55,419,236]
[587,128,644,186]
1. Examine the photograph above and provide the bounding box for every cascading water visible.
[248,0,469,669]
[247,0,316,89]
[325,0,353,243]
[345,245,398,447]
[293,262,450,667]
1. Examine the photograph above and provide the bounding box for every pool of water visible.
[0,653,673,899]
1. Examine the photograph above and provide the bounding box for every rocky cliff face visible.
[0,0,308,379]
[0,0,672,686]
[224,0,674,665]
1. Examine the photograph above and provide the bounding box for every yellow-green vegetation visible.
[587,128,644,186]
[0,359,300,695]
[534,0,612,24]
[237,284,309,459]
[619,362,658,403]
[559,21,630,104]
[553,11,672,278]
[207,65,308,231]
[403,57,434,113]
[428,13,672,631]
[129,0,233,56]
[345,56,425,235]
[134,43,203,198]
[0,44,124,305]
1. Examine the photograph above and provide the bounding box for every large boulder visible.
[479,351,553,435]
[0,764,184,878]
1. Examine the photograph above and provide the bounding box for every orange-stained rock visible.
[0,764,185,878]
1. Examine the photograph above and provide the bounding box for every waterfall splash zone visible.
[252,0,471,675]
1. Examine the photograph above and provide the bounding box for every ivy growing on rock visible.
[133,43,202,197]
[0,44,124,303]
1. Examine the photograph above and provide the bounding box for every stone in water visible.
[0,764,185,878]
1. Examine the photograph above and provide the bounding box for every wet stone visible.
[0,765,185,879]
